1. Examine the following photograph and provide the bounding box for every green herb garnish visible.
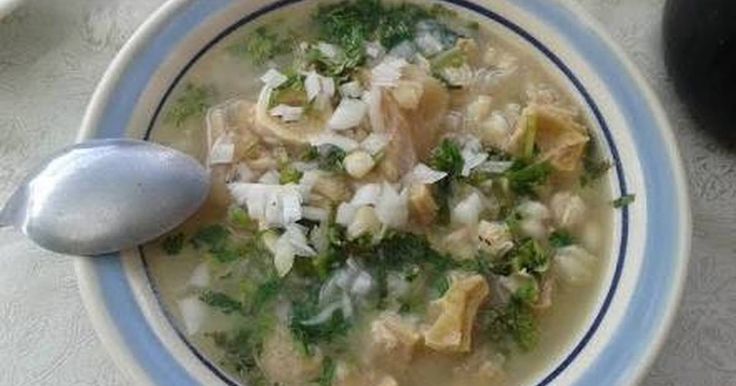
[549,230,575,248]
[612,194,635,208]
[199,290,243,315]
[505,159,552,196]
[162,233,185,255]
[229,26,291,65]
[165,83,211,127]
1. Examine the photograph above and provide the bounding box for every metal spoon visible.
[0,139,210,255]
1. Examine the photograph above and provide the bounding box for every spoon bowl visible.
[1,139,210,255]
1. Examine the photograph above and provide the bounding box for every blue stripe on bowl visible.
[85,1,686,385]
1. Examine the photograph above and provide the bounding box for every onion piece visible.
[260,68,288,88]
[335,202,359,226]
[305,71,322,101]
[273,233,295,277]
[309,132,360,152]
[371,57,408,87]
[228,183,303,227]
[365,86,385,132]
[340,81,363,98]
[365,41,385,59]
[404,163,448,185]
[351,183,382,206]
[208,134,235,165]
[317,42,341,59]
[188,263,210,288]
[300,302,342,326]
[177,296,207,335]
[452,192,484,226]
[375,183,409,228]
[360,133,390,155]
[327,98,367,130]
[284,224,317,257]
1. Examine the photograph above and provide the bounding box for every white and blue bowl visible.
[75,1,691,385]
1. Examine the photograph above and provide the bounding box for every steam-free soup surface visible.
[146,1,617,385]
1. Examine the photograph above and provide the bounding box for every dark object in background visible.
[664,0,736,141]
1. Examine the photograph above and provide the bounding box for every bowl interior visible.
[76,1,689,386]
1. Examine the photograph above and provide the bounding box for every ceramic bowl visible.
[75,1,691,385]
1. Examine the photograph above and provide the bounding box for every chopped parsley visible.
[581,143,611,187]
[317,145,347,173]
[279,165,304,184]
[165,83,211,127]
[229,26,292,65]
[318,357,337,386]
[430,139,464,224]
[549,230,575,248]
[483,297,539,351]
[612,194,636,208]
[162,232,185,255]
[505,159,552,197]
[199,290,243,315]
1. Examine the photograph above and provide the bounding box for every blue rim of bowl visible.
[79,1,688,385]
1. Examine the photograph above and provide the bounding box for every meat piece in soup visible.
[146,1,617,385]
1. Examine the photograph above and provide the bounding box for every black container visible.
[664,0,736,140]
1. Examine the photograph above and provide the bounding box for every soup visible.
[145,1,622,385]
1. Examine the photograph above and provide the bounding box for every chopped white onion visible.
[520,219,548,240]
[347,206,381,240]
[375,182,409,228]
[284,224,317,257]
[328,98,367,130]
[550,191,587,229]
[208,134,235,165]
[371,57,408,87]
[476,160,513,174]
[452,192,484,226]
[441,64,474,87]
[555,245,596,285]
[188,263,210,288]
[291,161,319,172]
[341,292,354,319]
[365,86,385,132]
[351,271,374,296]
[415,31,444,56]
[310,223,329,254]
[302,206,329,223]
[388,41,417,60]
[270,104,304,122]
[460,136,489,177]
[339,81,363,98]
[335,202,359,226]
[177,296,207,335]
[317,42,341,59]
[305,71,322,101]
[305,71,336,101]
[298,169,322,200]
[260,68,288,88]
[228,183,303,228]
[518,201,551,221]
[273,233,295,277]
[309,132,360,152]
[300,302,342,326]
[404,163,448,185]
[351,183,382,206]
[344,151,375,179]
[365,41,385,59]
[360,133,390,155]
[258,170,280,185]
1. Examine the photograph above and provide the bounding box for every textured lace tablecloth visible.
[1,1,734,385]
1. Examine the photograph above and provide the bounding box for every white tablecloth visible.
[1,1,734,385]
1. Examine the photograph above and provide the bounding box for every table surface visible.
[1,1,735,385]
